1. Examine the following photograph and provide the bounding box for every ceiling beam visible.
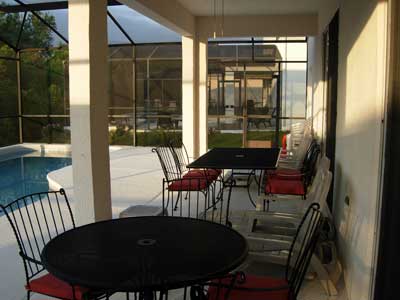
[118,0,194,36]
[0,0,121,13]
[197,14,318,38]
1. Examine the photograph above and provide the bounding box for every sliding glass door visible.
[208,62,281,148]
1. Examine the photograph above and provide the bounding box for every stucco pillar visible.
[198,36,208,156]
[68,0,112,224]
[182,35,208,159]
[182,36,198,159]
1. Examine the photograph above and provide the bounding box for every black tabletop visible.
[187,147,281,170]
[41,216,248,292]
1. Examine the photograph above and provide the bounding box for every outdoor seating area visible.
[0,138,335,300]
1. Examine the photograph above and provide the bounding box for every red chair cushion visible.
[208,274,289,300]
[265,176,305,196]
[26,273,89,300]
[184,169,222,181]
[168,178,210,191]
[268,169,302,180]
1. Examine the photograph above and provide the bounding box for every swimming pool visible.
[0,155,72,207]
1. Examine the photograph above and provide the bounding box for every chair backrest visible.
[318,171,333,215]
[286,203,323,299]
[305,155,330,196]
[300,139,316,169]
[318,155,331,173]
[0,189,75,283]
[300,156,331,216]
[304,166,323,204]
[302,142,321,187]
[289,121,306,150]
[168,138,191,174]
[152,145,182,182]
[292,135,313,168]
[303,118,313,138]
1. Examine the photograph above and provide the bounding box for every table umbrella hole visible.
[137,239,157,246]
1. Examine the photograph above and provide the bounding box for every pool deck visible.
[47,146,166,218]
[0,146,346,300]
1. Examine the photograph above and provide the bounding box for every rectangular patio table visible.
[187,147,281,224]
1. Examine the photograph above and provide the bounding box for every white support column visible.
[68,0,112,225]
[182,34,209,159]
[182,36,198,160]
[198,36,208,156]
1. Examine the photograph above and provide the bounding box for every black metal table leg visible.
[246,170,257,207]
[225,177,235,226]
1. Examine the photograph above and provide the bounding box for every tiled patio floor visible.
[1,147,347,300]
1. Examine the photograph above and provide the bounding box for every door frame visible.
[322,11,339,211]
[373,0,400,299]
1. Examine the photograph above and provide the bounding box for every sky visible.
[1,0,182,45]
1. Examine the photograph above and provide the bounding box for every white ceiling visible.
[177,0,322,16]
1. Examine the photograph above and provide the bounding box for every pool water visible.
[0,156,72,207]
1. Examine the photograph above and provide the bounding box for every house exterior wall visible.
[308,0,388,299]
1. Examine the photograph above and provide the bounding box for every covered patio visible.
[0,145,341,300]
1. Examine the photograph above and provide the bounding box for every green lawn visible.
[109,128,182,146]
[108,128,288,147]
[208,131,288,148]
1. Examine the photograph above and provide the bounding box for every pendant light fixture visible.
[213,0,217,38]
[213,0,225,38]
[221,0,224,37]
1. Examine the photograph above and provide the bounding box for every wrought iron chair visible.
[191,203,323,300]
[168,139,223,211]
[169,139,222,183]
[153,145,214,219]
[0,189,109,300]
[260,142,321,211]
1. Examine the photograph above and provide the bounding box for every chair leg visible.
[173,191,182,211]
[184,190,190,200]
[261,199,270,212]
[27,290,31,300]
[212,182,216,208]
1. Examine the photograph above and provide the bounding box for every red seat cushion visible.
[184,169,222,181]
[208,274,290,300]
[265,176,305,196]
[26,273,89,300]
[268,169,302,180]
[168,178,210,191]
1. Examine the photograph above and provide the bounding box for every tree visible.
[0,9,69,146]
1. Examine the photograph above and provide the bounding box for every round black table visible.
[41,216,248,294]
